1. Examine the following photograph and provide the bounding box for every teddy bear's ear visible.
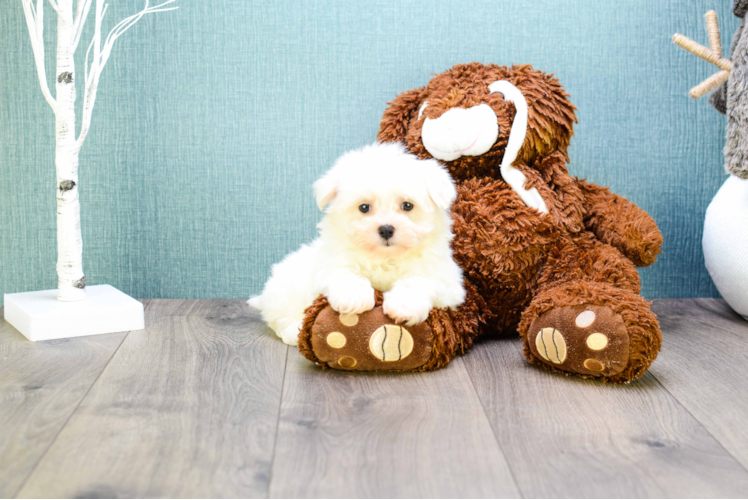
[422,158,457,210]
[512,69,577,163]
[377,86,425,143]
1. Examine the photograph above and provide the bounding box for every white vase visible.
[703,175,748,321]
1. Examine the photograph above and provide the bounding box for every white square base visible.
[3,285,145,341]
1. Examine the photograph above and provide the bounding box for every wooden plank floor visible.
[1,298,748,498]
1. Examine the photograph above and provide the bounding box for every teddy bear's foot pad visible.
[527,305,630,377]
[309,305,434,371]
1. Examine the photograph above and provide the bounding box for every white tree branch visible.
[77,0,177,148]
[71,0,93,51]
[20,0,57,113]
[35,0,43,36]
[77,0,103,149]
[46,0,61,14]
[100,0,177,69]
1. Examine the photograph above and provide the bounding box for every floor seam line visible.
[463,354,526,499]
[11,330,130,498]
[265,344,290,500]
[649,368,748,477]
[652,298,748,476]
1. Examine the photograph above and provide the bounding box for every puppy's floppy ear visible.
[422,159,457,210]
[313,170,338,210]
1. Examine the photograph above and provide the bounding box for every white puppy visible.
[248,142,466,345]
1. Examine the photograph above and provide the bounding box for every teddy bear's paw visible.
[307,304,435,371]
[527,305,630,378]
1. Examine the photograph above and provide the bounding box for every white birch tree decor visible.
[19,0,177,302]
[3,0,177,341]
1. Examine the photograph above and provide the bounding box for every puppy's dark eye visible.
[359,204,370,213]
[401,202,414,211]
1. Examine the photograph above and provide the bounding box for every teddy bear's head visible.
[377,63,577,182]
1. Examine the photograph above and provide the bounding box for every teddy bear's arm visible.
[577,180,663,267]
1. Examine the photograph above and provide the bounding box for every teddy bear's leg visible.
[297,283,485,372]
[519,236,661,383]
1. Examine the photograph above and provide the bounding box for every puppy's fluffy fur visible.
[249,142,466,345]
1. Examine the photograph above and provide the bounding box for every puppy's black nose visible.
[378,225,395,240]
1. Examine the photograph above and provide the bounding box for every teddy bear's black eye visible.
[359,204,370,213]
[401,202,414,211]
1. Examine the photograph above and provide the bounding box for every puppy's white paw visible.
[383,291,432,326]
[278,323,301,346]
[440,282,467,309]
[327,281,376,315]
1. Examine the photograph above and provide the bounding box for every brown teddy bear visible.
[298,63,663,383]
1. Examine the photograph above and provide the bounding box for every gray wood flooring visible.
[1,298,748,498]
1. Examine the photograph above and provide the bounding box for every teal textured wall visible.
[0,1,739,304]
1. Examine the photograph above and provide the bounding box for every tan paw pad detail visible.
[534,328,567,364]
[339,313,359,326]
[326,332,347,348]
[338,356,357,368]
[585,333,608,350]
[575,310,596,328]
[584,358,605,372]
[369,325,414,361]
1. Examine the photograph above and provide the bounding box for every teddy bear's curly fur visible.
[299,63,663,383]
